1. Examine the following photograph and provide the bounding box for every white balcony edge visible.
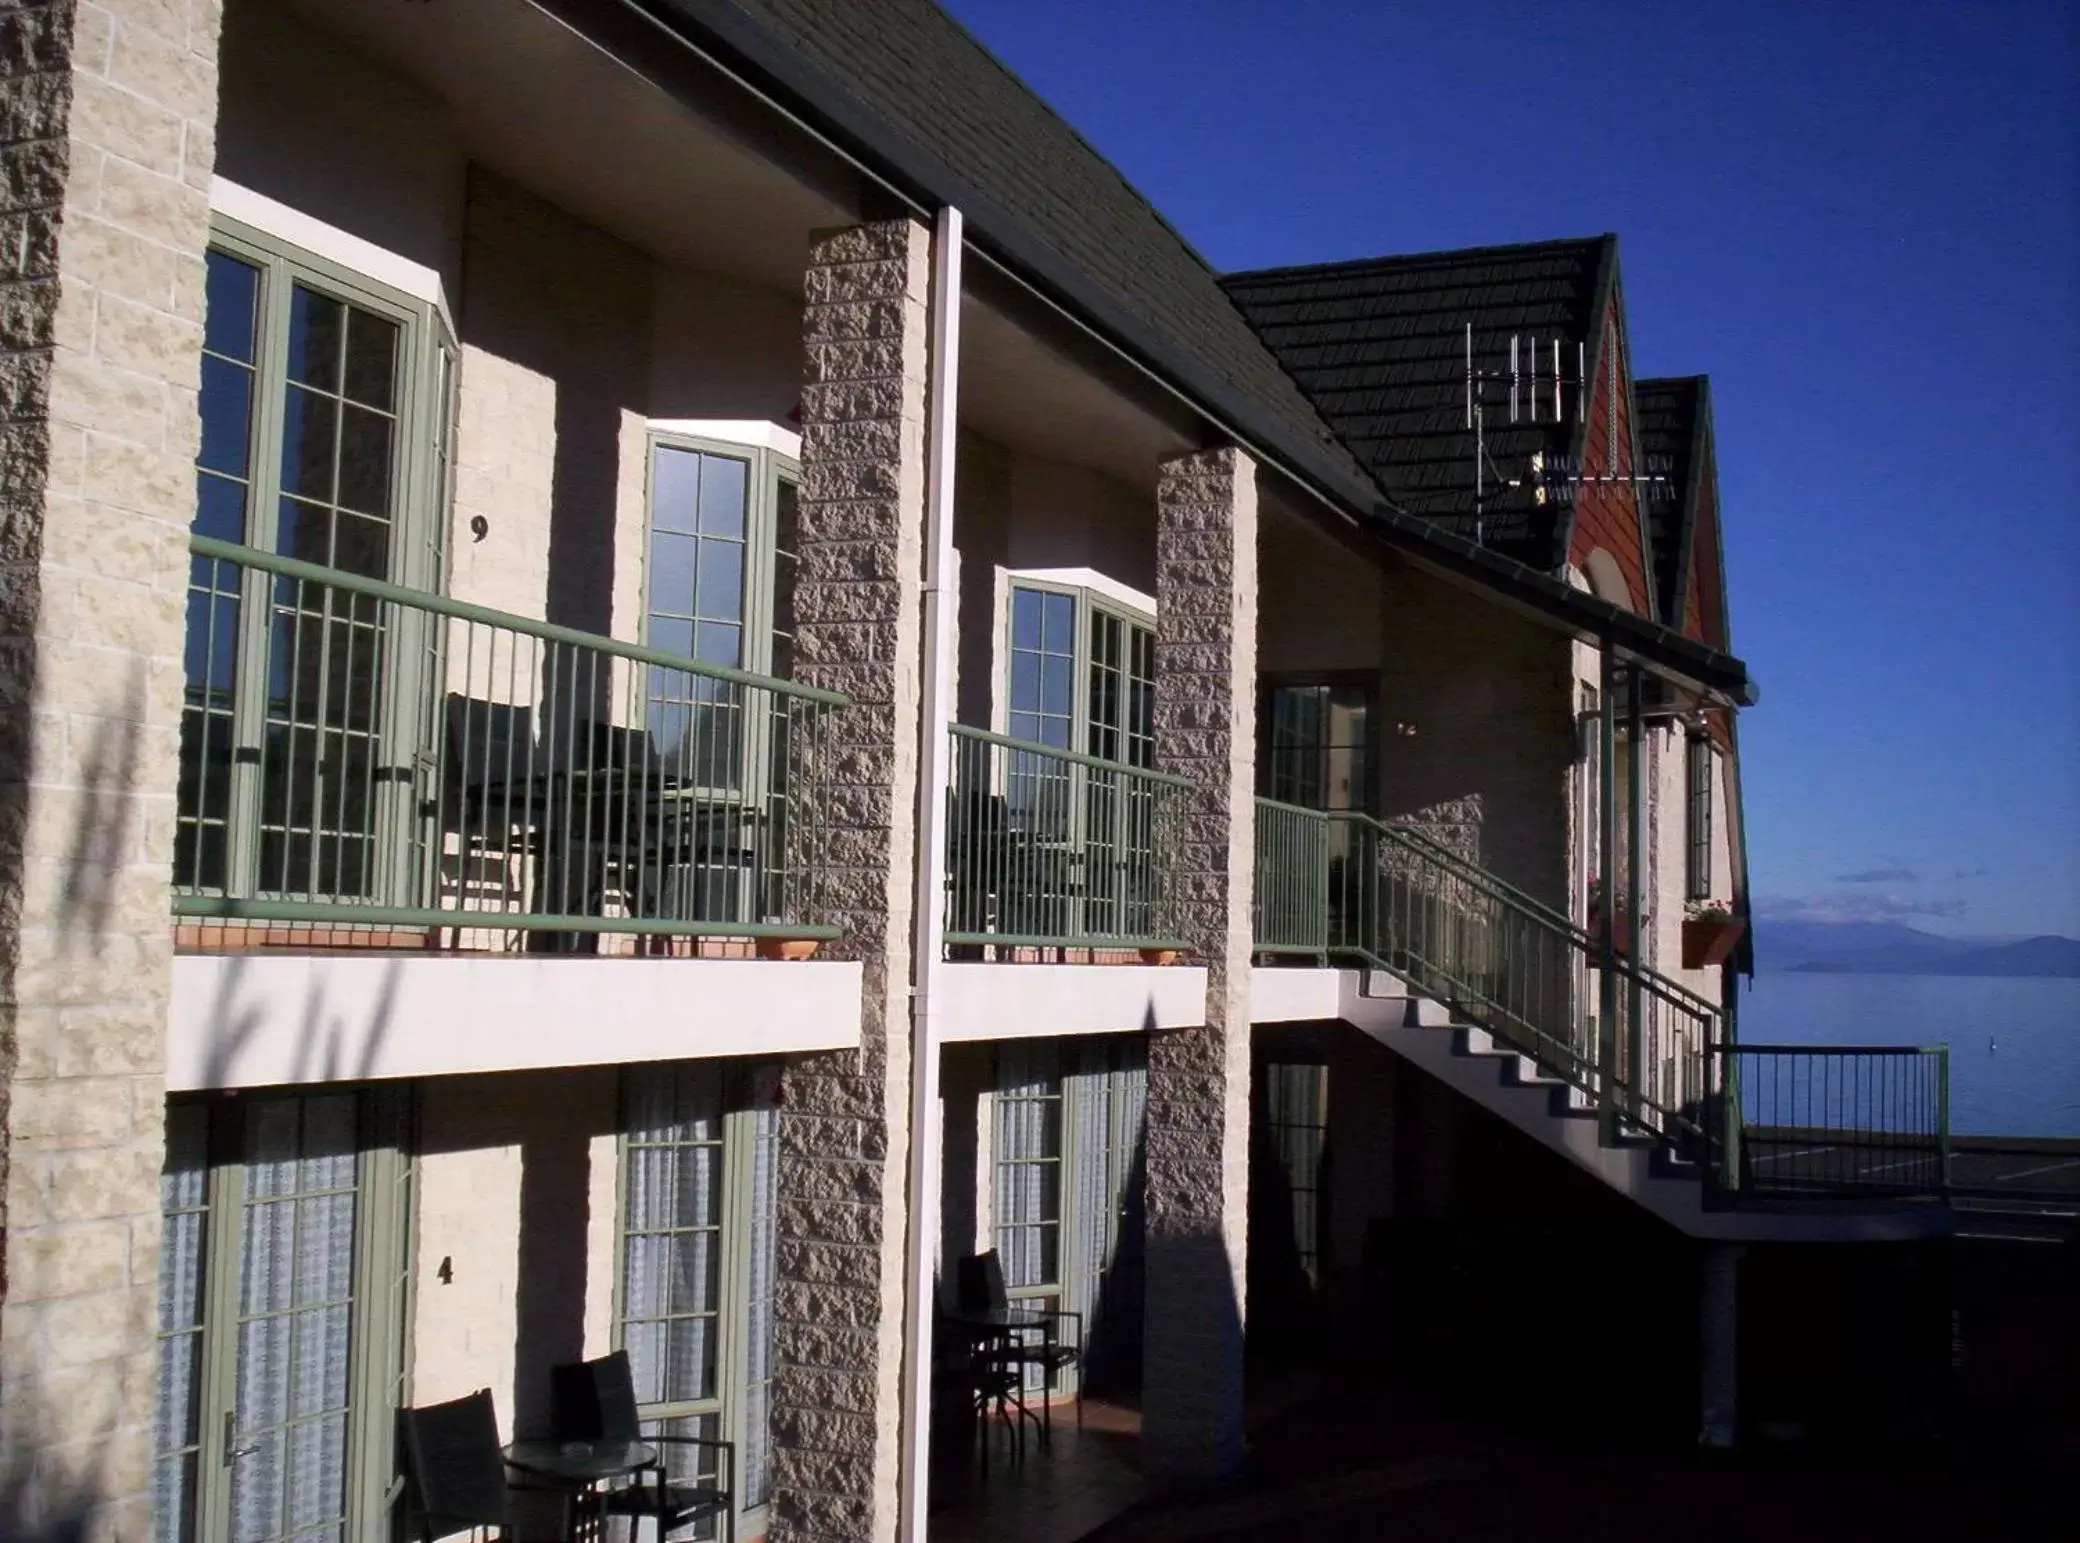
[168,953,864,1090]
[1248,964,1346,1022]
[937,963,1207,1042]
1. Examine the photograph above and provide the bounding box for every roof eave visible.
[640,1,1756,702]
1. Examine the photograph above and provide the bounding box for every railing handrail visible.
[1337,810,1585,934]
[948,722,1197,787]
[1711,1042,1950,1058]
[1354,813,1725,1020]
[1253,793,1331,819]
[191,533,853,707]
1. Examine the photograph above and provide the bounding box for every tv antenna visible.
[1463,323,1674,545]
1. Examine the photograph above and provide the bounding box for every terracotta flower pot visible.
[756,937,821,961]
[1588,904,1633,951]
[1681,916,1746,970]
[1139,947,1180,966]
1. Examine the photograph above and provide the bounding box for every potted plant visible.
[1586,876,1632,950]
[1681,901,1746,969]
[1138,946,1180,966]
[756,935,823,961]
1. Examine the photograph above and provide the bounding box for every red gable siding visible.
[1566,306,1652,615]
[1685,458,1727,652]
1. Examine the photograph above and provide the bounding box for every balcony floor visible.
[927,1398,1146,1543]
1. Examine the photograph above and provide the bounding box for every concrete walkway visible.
[1076,1381,2063,1543]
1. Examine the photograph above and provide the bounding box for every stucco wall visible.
[214,0,465,292]
[1378,561,1574,904]
[951,428,1156,728]
[1257,496,1382,676]
[215,6,807,643]
[411,1068,620,1433]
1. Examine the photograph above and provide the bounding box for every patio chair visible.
[398,1389,515,1541]
[955,1250,1085,1437]
[549,1349,736,1543]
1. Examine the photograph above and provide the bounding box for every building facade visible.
[0,3,1944,1542]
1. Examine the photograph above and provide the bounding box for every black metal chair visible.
[550,1350,736,1543]
[955,1250,1084,1441]
[398,1390,516,1542]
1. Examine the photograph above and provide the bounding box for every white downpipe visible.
[897,205,962,1543]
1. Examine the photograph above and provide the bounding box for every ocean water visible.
[1737,972,2080,1138]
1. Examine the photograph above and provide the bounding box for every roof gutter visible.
[609,0,1757,704]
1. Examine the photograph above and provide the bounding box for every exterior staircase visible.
[1252,802,1952,1242]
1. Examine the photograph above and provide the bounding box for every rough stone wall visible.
[1141,446,1257,1478]
[0,1,222,1535]
[768,218,930,1543]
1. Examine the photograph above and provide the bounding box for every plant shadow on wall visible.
[195,952,404,1089]
[0,1422,101,1543]
[55,660,144,953]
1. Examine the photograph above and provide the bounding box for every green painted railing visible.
[1714,1044,1951,1196]
[1252,796,1329,955]
[1249,803,1946,1197]
[174,536,848,946]
[944,725,1192,955]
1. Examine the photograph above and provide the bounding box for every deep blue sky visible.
[945,0,2080,938]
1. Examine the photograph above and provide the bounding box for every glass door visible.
[154,1091,413,1543]
[993,1038,1149,1398]
[1262,682,1373,948]
[180,234,445,914]
[1063,1039,1148,1394]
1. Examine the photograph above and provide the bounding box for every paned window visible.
[152,1091,413,1543]
[177,225,452,907]
[1004,583,1155,767]
[1260,1063,1331,1288]
[1686,734,1715,902]
[617,1062,782,1536]
[993,1042,1064,1301]
[1261,682,1371,813]
[640,438,798,922]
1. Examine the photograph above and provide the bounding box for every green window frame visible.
[152,1088,416,1543]
[178,218,455,910]
[1001,579,1155,768]
[614,1060,782,1538]
[1686,734,1715,902]
[642,433,798,679]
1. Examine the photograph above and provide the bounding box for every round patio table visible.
[503,1436,659,1540]
[503,1437,657,1484]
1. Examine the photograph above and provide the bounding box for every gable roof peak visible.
[1224,232,1618,289]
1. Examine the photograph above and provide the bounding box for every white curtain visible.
[154,1104,211,1543]
[230,1093,359,1543]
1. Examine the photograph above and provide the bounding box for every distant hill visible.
[1755,921,1969,966]
[1785,935,2080,978]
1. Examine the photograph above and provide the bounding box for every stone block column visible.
[768,217,931,1543]
[0,2,222,1536]
[1142,446,1258,1477]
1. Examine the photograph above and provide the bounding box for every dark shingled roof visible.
[1221,237,1614,571]
[662,0,1370,495]
[639,1,1756,702]
[1634,376,1705,630]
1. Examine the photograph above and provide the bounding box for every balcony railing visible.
[1250,800,1948,1198]
[174,536,848,950]
[1714,1044,1951,1196]
[944,725,1192,956]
